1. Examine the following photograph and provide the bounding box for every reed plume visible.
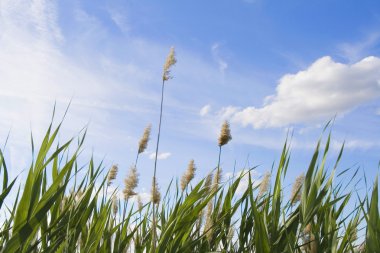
[302,224,317,253]
[216,121,231,195]
[212,167,222,194]
[137,195,143,211]
[162,47,177,81]
[290,172,304,205]
[227,226,235,242]
[107,164,118,186]
[304,223,311,233]
[218,121,232,147]
[205,173,213,192]
[196,209,204,234]
[60,195,69,211]
[151,177,161,204]
[258,172,271,198]
[204,201,214,242]
[112,195,118,216]
[75,190,84,202]
[350,227,358,242]
[138,124,151,155]
[180,159,196,191]
[123,165,139,200]
[151,176,161,252]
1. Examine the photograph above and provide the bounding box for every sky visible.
[1,0,380,202]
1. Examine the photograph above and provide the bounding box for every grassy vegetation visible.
[0,48,379,252]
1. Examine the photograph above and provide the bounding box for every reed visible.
[150,47,177,252]
[0,117,377,252]
[180,159,196,191]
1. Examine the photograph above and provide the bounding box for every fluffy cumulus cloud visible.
[228,56,380,128]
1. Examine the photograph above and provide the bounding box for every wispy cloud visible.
[107,7,131,34]
[338,32,380,62]
[331,139,380,151]
[149,152,172,160]
[200,104,211,116]
[211,43,228,75]
[0,0,169,176]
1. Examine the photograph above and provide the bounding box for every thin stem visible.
[217,145,222,175]
[135,153,139,167]
[214,145,222,207]
[153,80,165,181]
[151,79,166,252]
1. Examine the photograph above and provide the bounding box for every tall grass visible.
[0,120,377,252]
[0,49,379,253]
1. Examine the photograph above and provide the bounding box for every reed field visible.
[0,48,379,253]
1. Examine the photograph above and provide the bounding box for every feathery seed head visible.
[204,173,213,192]
[212,168,223,194]
[291,173,305,205]
[215,168,222,184]
[137,195,143,211]
[162,47,177,81]
[304,223,312,234]
[350,227,358,242]
[197,209,204,230]
[61,196,69,211]
[301,223,316,252]
[258,172,271,197]
[227,226,235,241]
[75,190,84,202]
[138,124,152,154]
[205,201,214,242]
[107,164,118,186]
[123,165,139,200]
[180,159,196,191]
[151,177,161,204]
[112,195,119,216]
[218,120,232,147]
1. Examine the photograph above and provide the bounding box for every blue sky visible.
[1,0,380,201]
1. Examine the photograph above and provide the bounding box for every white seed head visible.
[107,164,118,186]
[218,120,232,147]
[180,159,196,191]
[162,47,177,81]
[123,165,139,200]
[138,124,152,154]
[258,172,271,198]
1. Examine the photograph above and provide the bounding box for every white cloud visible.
[132,192,151,204]
[1,0,63,42]
[218,106,240,120]
[200,104,211,116]
[338,32,380,62]
[149,152,171,160]
[211,43,228,75]
[228,56,380,128]
[331,139,380,151]
[0,0,171,179]
[225,169,261,195]
[108,8,131,34]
